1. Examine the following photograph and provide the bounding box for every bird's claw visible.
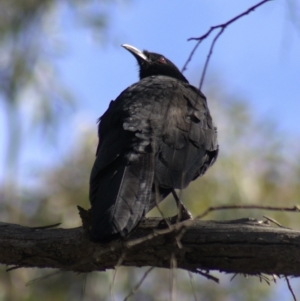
[169,205,193,224]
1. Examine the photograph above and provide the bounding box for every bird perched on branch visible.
[89,44,218,242]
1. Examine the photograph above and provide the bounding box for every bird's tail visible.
[89,152,154,242]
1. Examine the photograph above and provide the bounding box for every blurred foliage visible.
[1,1,300,301]
[0,0,111,209]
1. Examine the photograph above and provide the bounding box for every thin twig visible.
[181,40,202,73]
[79,273,87,301]
[6,265,22,272]
[172,189,183,223]
[188,271,198,301]
[26,270,62,286]
[110,252,127,301]
[125,227,172,248]
[30,223,61,229]
[258,274,270,285]
[155,185,172,229]
[154,188,183,249]
[285,276,297,301]
[170,253,177,301]
[198,28,224,90]
[196,205,300,220]
[192,269,219,283]
[175,224,188,248]
[263,215,290,228]
[182,0,272,87]
[123,267,154,301]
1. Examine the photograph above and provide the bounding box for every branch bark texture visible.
[1,216,300,276]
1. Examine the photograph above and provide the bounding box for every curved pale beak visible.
[122,44,148,61]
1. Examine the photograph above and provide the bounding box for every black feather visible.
[89,45,219,242]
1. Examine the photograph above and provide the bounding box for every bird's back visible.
[89,76,218,241]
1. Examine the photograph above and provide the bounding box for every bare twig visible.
[155,185,172,229]
[6,265,22,272]
[123,267,154,301]
[263,215,290,228]
[126,226,174,248]
[192,269,219,283]
[26,270,62,286]
[258,274,271,285]
[181,0,273,89]
[110,252,127,301]
[187,271,198,301]
[170,253,177,301]
[231,273,276,285]
[196,204,300,220]
[30,223,61,229]
[80,274,87,301]
[198,28,223,90]
[154,189,183,249]
[285,276,297,301]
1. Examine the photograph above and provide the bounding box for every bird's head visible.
[122,44,188,83]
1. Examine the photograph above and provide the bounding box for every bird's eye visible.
[158,57,166,64]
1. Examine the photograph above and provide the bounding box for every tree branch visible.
[1,215,300,276]
[182,0,273,89]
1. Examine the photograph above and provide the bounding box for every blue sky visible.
[58,0,299,133]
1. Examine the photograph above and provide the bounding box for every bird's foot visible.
[169,189,193,223]
[169,205,193,224]
[157,207,193,229]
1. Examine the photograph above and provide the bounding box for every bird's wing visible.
[129,77,218,212]
[89,85,155,241]
[153,80,219,190]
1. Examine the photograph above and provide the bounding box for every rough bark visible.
[1,210,300,277]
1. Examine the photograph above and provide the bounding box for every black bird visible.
[89,44,218,242]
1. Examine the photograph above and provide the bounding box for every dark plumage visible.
[89,44,218,242]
